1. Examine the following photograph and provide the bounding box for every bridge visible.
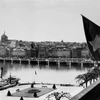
[0,57,98,67]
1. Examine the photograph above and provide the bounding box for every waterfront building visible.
[24,48,31,58]
[47,48,53,58]
[11,48,26,58]
[48,48,58,58]
[38,46,47,58]
[30,48,37,58]
[47,48,71,58]
[56,49,71,58]
[0,46,8,57]
[81,49,90,58]
[71,48,82,58]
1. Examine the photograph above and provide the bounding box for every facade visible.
[38,46,47,58]
[81,49,89,58]
[0,46,8,57]
[11,48,26,58]
[47,48,52,57]
[48,48,57,58]
[48,48,71,58]
[56,45,66,50]
[30,48,37,58]
[25,48,31,58]
[71,48,82,58]
[56,49,71,58]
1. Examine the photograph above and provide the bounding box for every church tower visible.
[1,31,8,43]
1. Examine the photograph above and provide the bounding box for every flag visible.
[82,15,100,61]
[35,71,37,75]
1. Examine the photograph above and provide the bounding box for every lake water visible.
[0,62,89,85]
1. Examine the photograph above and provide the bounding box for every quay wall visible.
[70,79,100,100]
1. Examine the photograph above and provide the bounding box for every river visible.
[1,62,89,85]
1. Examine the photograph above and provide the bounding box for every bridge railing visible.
[0,57,95,63]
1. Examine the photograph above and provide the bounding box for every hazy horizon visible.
[0,0,100,42]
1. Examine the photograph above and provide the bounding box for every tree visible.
[7,90,12,96]
[52,84,56,89]
[34,92,37,97]
[75,73,91,88]
[20,97,24,100]
[75,66,100,88]
[88,70,98,83]
[45,92,71,100]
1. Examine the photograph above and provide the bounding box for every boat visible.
[0,74,20,90]
[0,78,8,87]
[0,82,17,90]
[5,74,20,85]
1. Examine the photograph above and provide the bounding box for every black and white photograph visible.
[0,0,100,100]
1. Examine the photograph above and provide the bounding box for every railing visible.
[0,57,93,62]
[70,79,100,100]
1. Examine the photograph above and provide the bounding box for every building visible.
[56,49,71,58]
[1,32,8,43]
[0,46,8,57]
[56,45,66,50]
[81,49,90,58]
[38,46,47,58]
[11,48,26,58]
[30,48,37,58]
[71,48,82,58]
[48,48,58,58]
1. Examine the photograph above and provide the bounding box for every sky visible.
[0,0,100,42]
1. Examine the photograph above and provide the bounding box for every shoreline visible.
[18,82,75,87]
[0,82,76,91]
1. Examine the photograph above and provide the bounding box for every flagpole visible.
[33,71,37,83]
[34,74,35,83]
[33,71,35,83]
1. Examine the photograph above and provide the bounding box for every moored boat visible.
[5,74,20,84]
[0,74,20,90]
[0,78,8,87]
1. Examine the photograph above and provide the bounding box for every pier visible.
[0,57,97,67]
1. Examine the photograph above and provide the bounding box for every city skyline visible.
[0,0,100,42]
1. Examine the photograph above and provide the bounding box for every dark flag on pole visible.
[82,15,100,61]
